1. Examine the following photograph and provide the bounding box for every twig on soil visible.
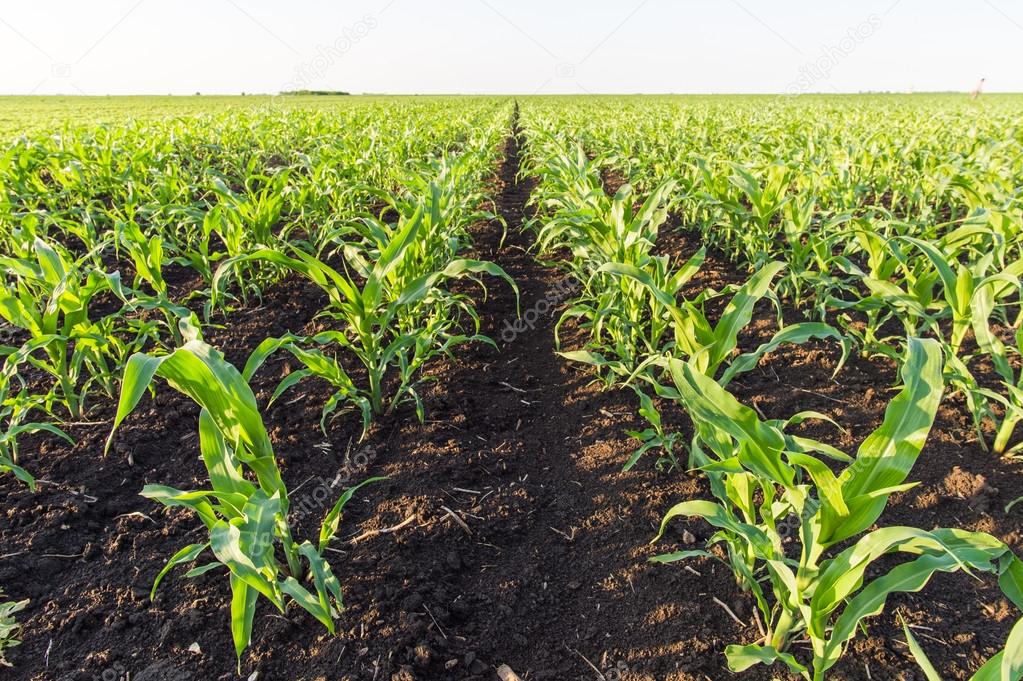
[751,608,766,638]
[113,512,155,523]
[289,475,319,496]
[346,515,416,544]
[565,645,607,680]
[499,381,527,393]
[452,487,483,495]
[35,480,99,503]
[712,596,747,629]
[423,604,448,639]
[550,526,576,541]
[440,505,473,535]
[906,626,948,645]
[788,386,848,404]
[41,551,83,559]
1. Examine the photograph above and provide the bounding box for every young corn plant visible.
[522,138,605,231]
[872,230,1023,454]
[0,237,128,418]
[210,168,290,247]
[541,179,688,375]
[198,171,292,305]
[953,308,1023,457]
[897,233,1023,356]
[829,226,940,359]
[557,247,704,383]
[684,158,793,265]
[593,261,845,385]
[115,219,198,347]
[105,318,382,666]
[724,162,794,265]
[166,207,220,288]
[572,260,846,470]
[775,201,853,315]
[831,224,1022,361]
[343,158,507,340]
[650,338,1023,679]
[0,356,72,489]
[0,590,27,668]
[214,206,516,434]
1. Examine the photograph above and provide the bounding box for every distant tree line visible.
[279,90,351,96]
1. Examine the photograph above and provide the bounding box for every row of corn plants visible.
[212,122,518,436]
[561,96,1023,460]
[517,119,845,471]
[94,101,518,666]
[0,99,513,488]
[519,99,1023,678]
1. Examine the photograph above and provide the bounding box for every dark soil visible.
[2,118,1022,681]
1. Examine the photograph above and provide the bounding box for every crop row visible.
[517,99,1023,679]
[0,99,517,666]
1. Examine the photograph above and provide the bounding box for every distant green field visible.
[3,93,1021,140]
[0,95,432,138]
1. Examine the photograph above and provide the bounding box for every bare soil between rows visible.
[2,123,1023,681]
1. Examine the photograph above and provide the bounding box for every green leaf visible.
[725,644,808,675]
[719,322,845,386]
[318,477,387,553]
[666,358,794,487]
[151,543,210,600]
[649,549,714,564]
[899,614,943,681]
[708,261,785,371]
[821,337,943,546]
[228,573,259,667]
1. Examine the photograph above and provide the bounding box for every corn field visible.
[2,94,1023,680]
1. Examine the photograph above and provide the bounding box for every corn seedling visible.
[647,338,1022,679]
[0,357,71,488]
[0,237,130,418]
[0,590,27,668]
[215,200,515,431]
[105,317,383,665]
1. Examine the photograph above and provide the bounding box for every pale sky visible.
[1,0,1021,95]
